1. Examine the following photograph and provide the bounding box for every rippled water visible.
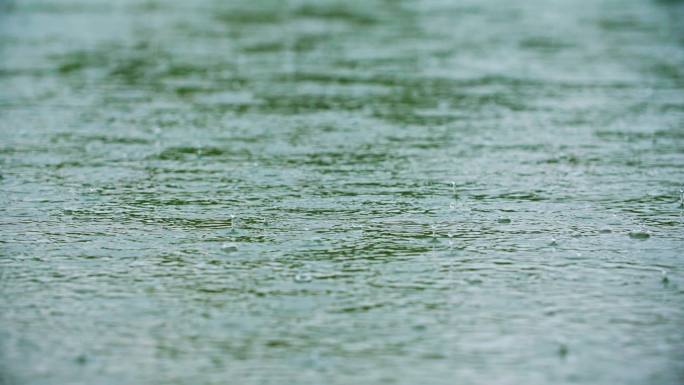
[1,0,684,384]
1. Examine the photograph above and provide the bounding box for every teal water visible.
[1,0,684,384]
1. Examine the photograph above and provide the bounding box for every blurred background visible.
[1,0,683,384]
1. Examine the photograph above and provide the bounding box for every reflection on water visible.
[1,0,683,384]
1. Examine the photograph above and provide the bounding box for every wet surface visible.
[1,0,684,384]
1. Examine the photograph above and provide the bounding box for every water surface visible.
[1,0,684,384]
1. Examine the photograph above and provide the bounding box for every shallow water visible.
[1,0,684,384]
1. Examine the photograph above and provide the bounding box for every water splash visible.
[220,243,238,253]
[294,272,312,283]
[628,230,651,240]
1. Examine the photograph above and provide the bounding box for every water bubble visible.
[294,272,312,283]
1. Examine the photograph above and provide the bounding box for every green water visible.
[1,0,684,384]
